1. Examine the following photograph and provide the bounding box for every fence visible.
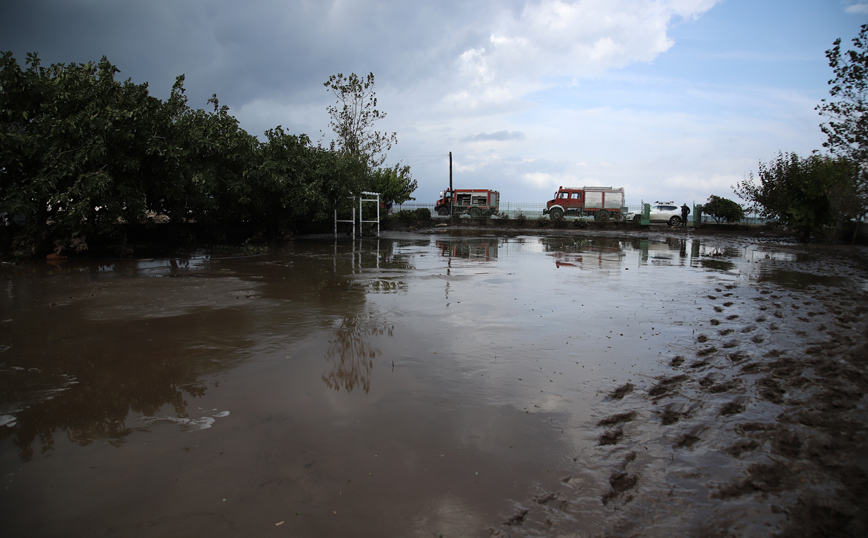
[392,202,771,225]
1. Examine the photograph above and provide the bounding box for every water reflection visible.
[541,237,626,269]
[0,314,232,461]
[322,313,394,394]
[436,239,499,260]
[757,269,849,289]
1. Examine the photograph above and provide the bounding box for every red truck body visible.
[544,186,625,221]
[435,189,500,217]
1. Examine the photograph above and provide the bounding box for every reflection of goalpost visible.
[334,191,380,237]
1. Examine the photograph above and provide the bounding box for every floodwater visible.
[1,231,867,537]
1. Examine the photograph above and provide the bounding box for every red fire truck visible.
[435,189,500,217]
[543,186,625,221]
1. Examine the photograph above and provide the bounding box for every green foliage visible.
[412,208,431,220]
[735,152,858,240]
[703,195,745,223]
[816,23,868,237]
[368,164,417,205]
[0,52,189,254]
[392,208,430,222]
[257,126,361,227]
[0,52,413,258]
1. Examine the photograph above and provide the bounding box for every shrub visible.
[703,195,745,223]
[413,208,431,220]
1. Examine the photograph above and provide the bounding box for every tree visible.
[257,126,363,227]
[735,152,858,241]
[0,52,260,255]
[0,52,168,255]
[703,195,744,223]
[816,23,868,240]
[2,53,408,258]
[324,72,397,171]
[368,164,417,207]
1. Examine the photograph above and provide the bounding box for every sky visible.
[1,0,866,207]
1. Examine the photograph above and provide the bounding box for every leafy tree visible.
[735,152,858,241]
[322,72,417,214]
[702,195,745,223]
[369,164,417,207]
[1,53,412,258]
[0,52,264,255]
[1,52,168,255]
[257,126,363,227]
[816,23,868,240]
[323,72,397,171]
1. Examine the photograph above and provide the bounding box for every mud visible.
[1,230,867,537]
[501,237,868,537]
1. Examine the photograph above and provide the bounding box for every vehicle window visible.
[571,193,581,200]
[559,193,567,199]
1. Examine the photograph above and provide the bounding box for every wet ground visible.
[1,229,867,537]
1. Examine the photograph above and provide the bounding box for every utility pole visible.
[449,151,452,192]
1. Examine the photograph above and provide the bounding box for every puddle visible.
[1,232,866,536]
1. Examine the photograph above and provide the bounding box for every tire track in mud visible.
[491,246,868,538]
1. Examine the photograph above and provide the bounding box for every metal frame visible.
[334,192,380,237]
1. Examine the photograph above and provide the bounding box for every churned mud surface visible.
[493,239,868,538]
[1,229,867,537]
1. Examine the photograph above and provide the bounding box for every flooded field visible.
[1,230,867,537]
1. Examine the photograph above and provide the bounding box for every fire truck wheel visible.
[549,208,564,220]
[595,210,610,222]
[469,207,482,218]
[437,207,450,216]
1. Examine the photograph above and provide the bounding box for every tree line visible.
[729,23,868,242]
[0,53,416,257]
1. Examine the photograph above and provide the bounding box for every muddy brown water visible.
[1,231,867,537]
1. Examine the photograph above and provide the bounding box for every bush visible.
[515,213,527,226]
[703,195,745,223]
[392,208,430,222]
[394,210,415,221]
[412,208,431,220]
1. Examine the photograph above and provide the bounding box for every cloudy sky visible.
[2,0,866,207]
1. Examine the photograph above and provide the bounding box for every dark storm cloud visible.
[0,0,499,109]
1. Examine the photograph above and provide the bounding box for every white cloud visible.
[433,0,723,115]
[845,3,868,14]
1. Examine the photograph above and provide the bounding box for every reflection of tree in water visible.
[322,314,393,394]
[0,352,209,461]
[0,311,237,462]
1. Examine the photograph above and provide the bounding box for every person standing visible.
[680,203,690,227]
